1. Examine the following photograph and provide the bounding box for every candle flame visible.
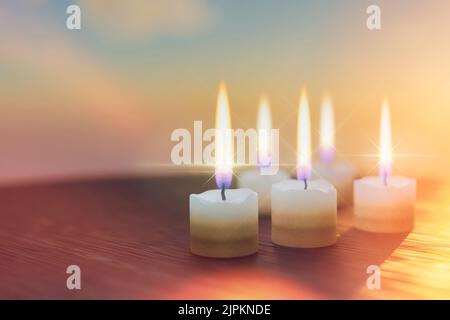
[379,100,392,184]
[215,81,233,189]
[320,95,336,163]
[257,95,272,167]
[297,89,312,181]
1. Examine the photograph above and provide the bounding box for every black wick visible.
[303,179,308,190]
[221,184,226,201]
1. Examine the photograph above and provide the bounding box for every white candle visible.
[354,101,416,233]
[314,163,354,207]
[271,90,337,248]
[190,189,258,258]
[190,82,259,258]
[238,95,289,215]
[313,95,355,207]
[238,170,289,215]
[272,179,337,248]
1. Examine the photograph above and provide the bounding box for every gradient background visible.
[1,0,449,184]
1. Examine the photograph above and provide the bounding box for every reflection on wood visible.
[0,176,448,299]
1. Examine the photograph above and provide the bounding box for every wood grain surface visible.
[0,175,449,299]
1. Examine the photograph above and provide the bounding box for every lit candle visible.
[238,95,289,215]
[313,95,355,207]
[271,90,337,248]
[354,101,416,233]
[190,82,259,258]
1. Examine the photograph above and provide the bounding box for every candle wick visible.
[303,179,308,190]
[221,184,226,201]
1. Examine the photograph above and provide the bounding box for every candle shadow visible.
[127,175,409,299]
[270,227,408,299]
[111,175,410,299]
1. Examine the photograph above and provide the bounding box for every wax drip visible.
[303,179,308,190]
[221,184,226,201]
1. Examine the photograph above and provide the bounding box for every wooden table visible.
[0,176,449,299]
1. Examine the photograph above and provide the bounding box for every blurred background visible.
[1,0,449,184]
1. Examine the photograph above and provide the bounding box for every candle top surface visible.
[273,179,335,192]
[191,188,256,204]
[357,176,415,188]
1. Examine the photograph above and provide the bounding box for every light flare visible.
[297,89,312,181]
[320,95,336,163]
[215,81,233,189]
[379,100,392,185]
[257,95,272,167]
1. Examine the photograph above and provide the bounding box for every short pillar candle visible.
[189,82,259,258]
[354,176,416,232]
[190,189,258,258]
[354,101,416,233]
[272,179,337,248]
[313,96,355,207]
[271,89,337,248]
[238,169,289,215]
[238,95,289,215]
